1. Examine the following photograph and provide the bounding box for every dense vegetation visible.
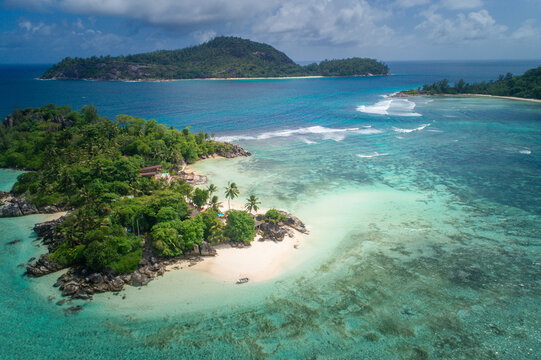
[409,66,541,99]
[41,36,388,80]
[0,104,256,274]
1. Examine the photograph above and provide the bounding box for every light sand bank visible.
[190,231,304,282]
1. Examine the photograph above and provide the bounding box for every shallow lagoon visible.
[0,62,540,359]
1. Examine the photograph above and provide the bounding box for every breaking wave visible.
[357,152,389,158]
[357,99,422,117]
[519,149,532,155]
[392,124,430,133]
[215,125,382,143]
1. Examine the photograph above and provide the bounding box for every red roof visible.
[140,165,162,172]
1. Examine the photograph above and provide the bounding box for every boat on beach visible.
[236,277,249,284]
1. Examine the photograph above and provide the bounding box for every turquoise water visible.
[0,62,540,359]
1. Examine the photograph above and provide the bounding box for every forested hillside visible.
[41,36,389,80]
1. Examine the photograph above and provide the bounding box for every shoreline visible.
[393,91,541,104]
[172,198,306,283]
[38,74,387,82]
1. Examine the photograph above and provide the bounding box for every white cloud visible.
[191,30,217,44]
[512,19,541,40]
[18,19,54,35]
[416,9,506,43]
[253,0,393,46]
[394,0,431,8]
[5,0,275,28]
[440,0,483,10]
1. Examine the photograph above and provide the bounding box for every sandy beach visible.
[394,91,541,103]
[164,191,308,283]
[189,230,304,282]
[452,94,541,103]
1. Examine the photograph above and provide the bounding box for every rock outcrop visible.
[0,191,63,218]
[33,216,65,251]
[177,171,208,185]
[217,143,252,158]
[26,216,218,301]
[255,211,308,242]
[26,254,65,277]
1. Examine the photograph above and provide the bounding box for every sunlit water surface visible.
[0,61,540,359]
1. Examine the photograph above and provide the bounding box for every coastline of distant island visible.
[392,65,541,101]
[40,36,389,81]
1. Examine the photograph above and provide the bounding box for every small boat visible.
[236,277,249,284]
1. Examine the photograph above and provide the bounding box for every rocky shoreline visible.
[0,191,68,218]
[0,143,250,218]
[24,209,307,307]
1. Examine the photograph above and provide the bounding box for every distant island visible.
[0,104,307,303]
[40,36,389,81]
[394,66,541,100]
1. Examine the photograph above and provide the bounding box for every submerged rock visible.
[65,305,83,315]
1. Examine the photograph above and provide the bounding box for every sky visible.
[0,0,540,63]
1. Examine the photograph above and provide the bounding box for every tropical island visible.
[394,65,541,100]
[40,36,389,81]
[0,104,307,304]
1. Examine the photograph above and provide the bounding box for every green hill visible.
[405,66,541,100]
[41,37,389,80]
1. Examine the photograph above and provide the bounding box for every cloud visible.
[440,0,483,10]
[18,19,55,35]
[253,0,393,47]
[191,30,217,44]
[5,0,395,48]
[416,9,506,44]
[1,16,130,56]
[394,0,431,8]
[511,19,541,40]
[4,0,274,29]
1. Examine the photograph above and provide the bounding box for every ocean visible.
[0,61,540,359]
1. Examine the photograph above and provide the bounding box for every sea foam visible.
[215,125,381,143]
[357,99,422,117]
[392,124,430,133]
[357,152,389,158]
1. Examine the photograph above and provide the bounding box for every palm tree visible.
[207,184,217,197]
[209,195,222,212]
[224,182,239,211]
[245,194,260,215]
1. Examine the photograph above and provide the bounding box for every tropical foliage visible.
[0,104,258,274]
[414,66,541,99]
[224,182,239,210]
[245,194,260,214]
[41,37,389,80]
[225,210,256,243]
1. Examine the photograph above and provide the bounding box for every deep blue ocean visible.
[0,61,540,359]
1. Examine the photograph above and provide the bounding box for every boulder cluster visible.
[25,216,218,302]
[0,191,63,218]
[255,211,308,241]
[217,143,252,158]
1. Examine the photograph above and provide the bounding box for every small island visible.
[393,65,541,101]
[40,36,389,80]
[0,104,308,303]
